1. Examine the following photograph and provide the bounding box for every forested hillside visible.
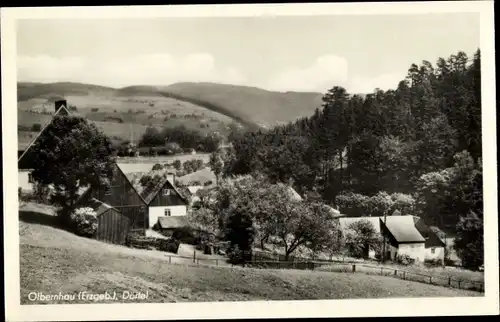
[222,50,482,234]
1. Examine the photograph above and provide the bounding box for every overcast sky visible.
[17,13,479,93]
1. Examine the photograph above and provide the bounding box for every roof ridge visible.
[18,105,73,162]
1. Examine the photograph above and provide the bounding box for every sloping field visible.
[19,203,479,304]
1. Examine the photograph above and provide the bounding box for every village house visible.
[140,172,190,229]
[18,100,71,193]
[338,215,445,263]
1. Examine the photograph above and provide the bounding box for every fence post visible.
[448,277,451,286]
[429,276,432,284]
[193,250,196,263]
[197,258,199,265]
[403,272,406,280]
[458,280,461,289]
[169,256,171,264]
[394,269,397,276]
[380,267,383,275]
[216,259,218,266]
[352,264,356,273]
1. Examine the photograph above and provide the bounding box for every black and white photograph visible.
[2,2,498,321]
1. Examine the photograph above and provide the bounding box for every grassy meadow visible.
[19,203,480,304]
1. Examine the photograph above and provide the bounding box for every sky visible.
[16,13,480,94]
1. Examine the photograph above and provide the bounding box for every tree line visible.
[208,50,483,268]
[139,124,223,153]
[220,50,482,229]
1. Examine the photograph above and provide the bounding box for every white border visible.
[2,2,498,321]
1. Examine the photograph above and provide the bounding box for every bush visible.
[70,207,98,237]
[158,238,180,254]
[424,258,443,267]
[91,108,99,112]
[171,226,197,245]
[396,254,415,266]
[31,123,42,131]
[152,163,162,171]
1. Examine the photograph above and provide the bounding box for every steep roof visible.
[86,198,119,216]
[18,105,72,168]
[157,216,188,229]
[141,174,189,205]
[383,216,426,243]
[413,216,446,247]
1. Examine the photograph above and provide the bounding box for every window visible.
[431,247,436,254]
[164,209,171,216]
[163,189,171,196]
[104,186,112,196]
[28,173,34,183]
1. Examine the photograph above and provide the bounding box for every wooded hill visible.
[223,50,483,233]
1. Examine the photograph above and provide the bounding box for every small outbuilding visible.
[89,198,131,245]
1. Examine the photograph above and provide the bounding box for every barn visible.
[88,198,131,245]
[78,163,148,232]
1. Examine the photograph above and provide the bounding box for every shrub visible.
[70,207,98,237]
[424,258,443,267]
[91,108,99,112]
[152,163,162,171]
[33,183,52,204]
[158,238,180,254]
[171,226,197,245]
[396,254,415,266]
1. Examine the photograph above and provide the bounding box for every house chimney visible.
[166,172,176,186]
[55,99,67,113]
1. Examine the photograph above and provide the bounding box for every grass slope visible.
[19,204,479,304]
[163,82,324,127]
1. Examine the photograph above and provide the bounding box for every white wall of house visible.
[425,246,445,262]
[397,243,426,262]
[18,170,34,192]
[148,205,187,228]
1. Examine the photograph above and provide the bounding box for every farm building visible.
[78,163,148,231]
[381,216,426,262]
[18,100,71,193]
[140,172,190,229]
[88,198,131,245]
[338,215,444,263]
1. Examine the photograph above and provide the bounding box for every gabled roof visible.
[157,216,188,229]
[142,174,189,205]
[383,216,426,243]
[18,105,72,162]
[86,198,119,216]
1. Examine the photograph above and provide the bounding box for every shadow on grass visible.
[19,210,71,232]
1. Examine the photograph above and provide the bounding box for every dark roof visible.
[157,216,188,229]
[141,175,189,205]
[413,217,446,248]
[18,105,72,162]
[87,198,118,216]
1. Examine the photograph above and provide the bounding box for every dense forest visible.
[221,50,482,233]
